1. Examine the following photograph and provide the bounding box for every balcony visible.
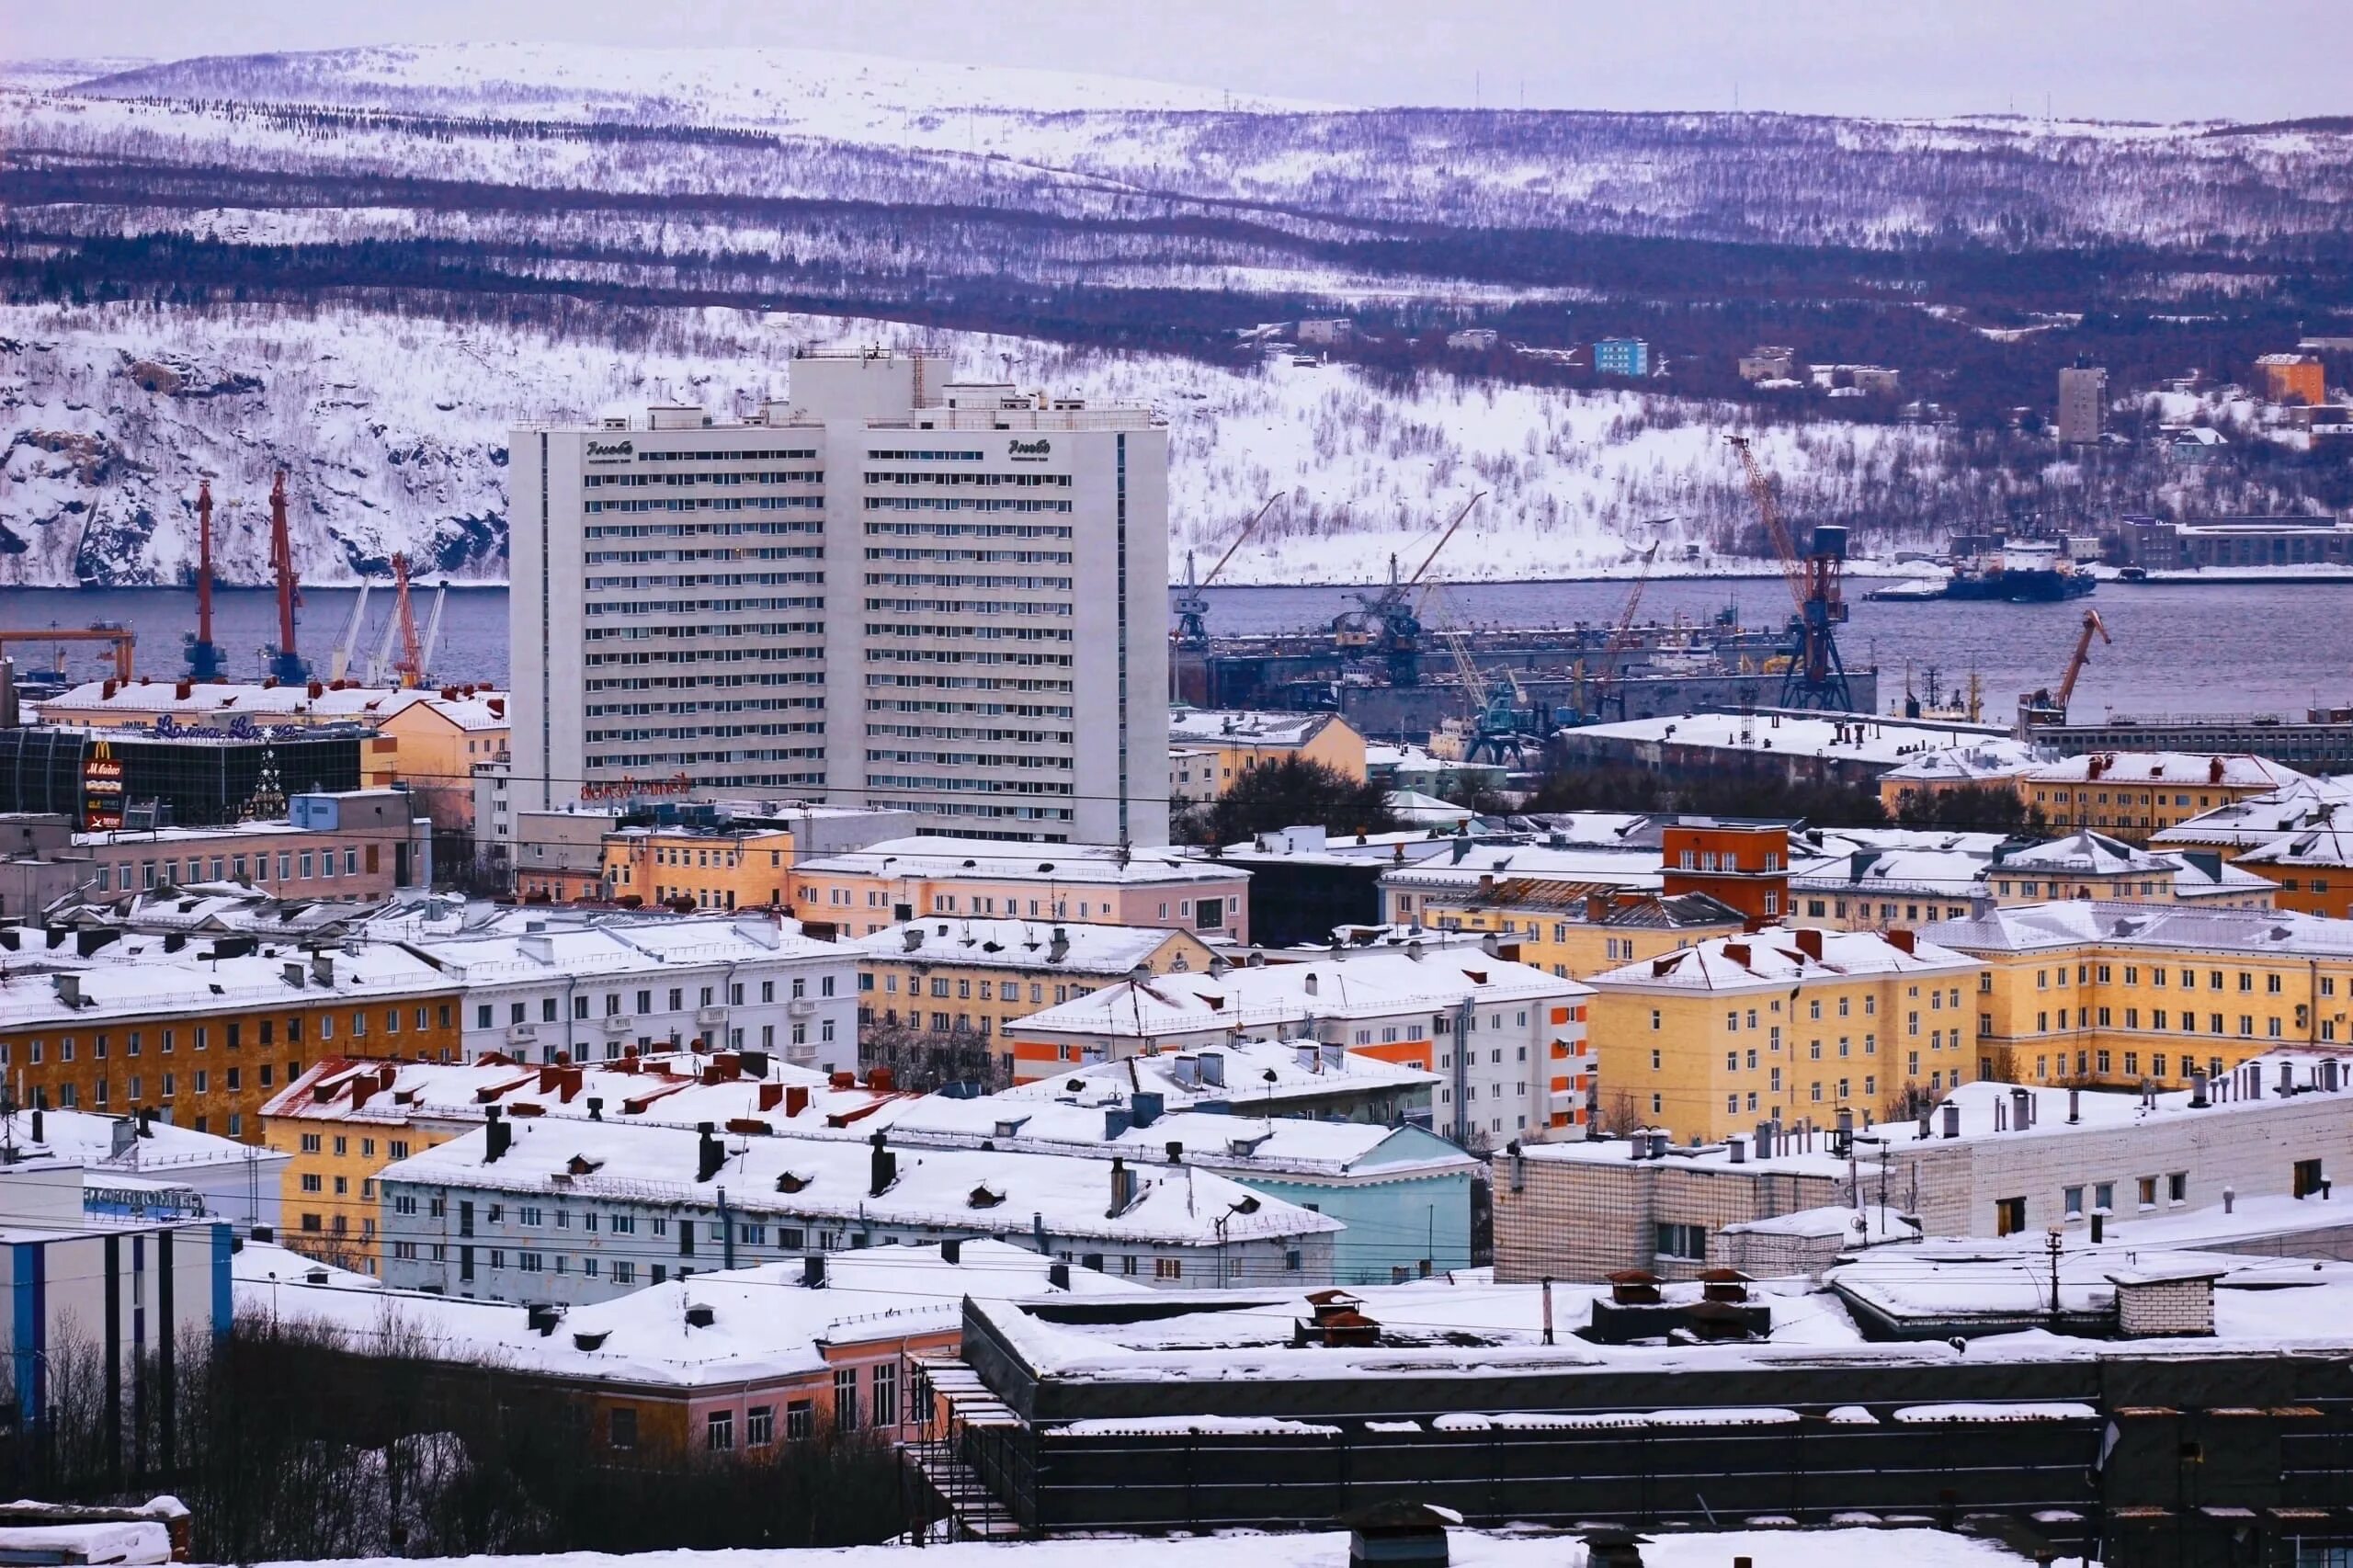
[787,997,818,1017]
[695,1006,728,1028]
[600,1014,634,1035]
[507,1023,538,1047]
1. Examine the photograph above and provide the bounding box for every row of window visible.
[94,845,373,893]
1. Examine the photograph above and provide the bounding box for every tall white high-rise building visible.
[510,351,1169,845]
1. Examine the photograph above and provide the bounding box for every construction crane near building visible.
[263,471,308,684]
[1172,494,1280,653]
[2018,608,2110,729]
[1727,436,1852,710]
[184,480,225,681]
[0,625,134,683]
[1330,491,1485,687]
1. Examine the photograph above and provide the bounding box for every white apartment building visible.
[509,351,1170,845]
[401,912,860,1074]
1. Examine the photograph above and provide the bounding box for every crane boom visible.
[1726,437,1809,610]
[2053,608,2111,708]
[1205,494,1280,586]
[392,553,426,687]
[418,581,448,685]
[1406,492,1485,588]
[329,579,371,685]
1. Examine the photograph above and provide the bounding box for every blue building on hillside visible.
[1594,337,1652,378]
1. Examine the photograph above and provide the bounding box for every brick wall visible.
[2115,1277,2215,1337]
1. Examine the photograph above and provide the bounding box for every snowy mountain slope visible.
[2,299,2280,591]
[70,42,1336,131]
[36,44,2353,248]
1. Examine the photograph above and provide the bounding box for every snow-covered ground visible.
[0,300,1985,588]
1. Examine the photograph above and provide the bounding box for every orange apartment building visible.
[2257,353,2327,406]
[0,929,460,1143]
[1657,818,1794,926]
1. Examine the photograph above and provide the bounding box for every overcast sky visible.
[3,0,2342,122]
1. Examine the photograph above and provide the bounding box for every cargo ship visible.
[1869,534,2097,604]
[1944,537,2097,602]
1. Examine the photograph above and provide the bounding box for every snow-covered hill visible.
[0,300,2016,588]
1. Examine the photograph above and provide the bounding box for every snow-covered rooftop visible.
[37,679,506,727]
[793,837,1247,888]
[2149,777,2353,848]
[852,918,1193,976]
[380,1118,1342,1246]
[1006,947,1587,1041]
[0,930,455,1030]
[241,1235,1145,1388]
[400,910,846,983]
[1588,926,1981,994]
[1927,898,2353,958]
[1165,709,1346,748]
[2027,752,2309,790]
[996,1033,1440,1109]
[262,1051,898,1132]
[1381,842,1665,892]
[1569,710,2007,768]
[1876,739,2048,784]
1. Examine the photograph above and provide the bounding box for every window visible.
[786,1401,813,1441]
[1154,1256,1183,1279]
[746,1405,774,1447]
[2295,1158,2327,1199]
[610,1408,638,1450]
[2063,1185,2084,1220]
[1655,1222,1707,1261]
[2167,1172,2188,1205]
[706,1411,734,1451]
[833,1367,859,1431]
[872,1362,898,1427]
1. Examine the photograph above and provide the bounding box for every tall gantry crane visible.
[1331,491,1486,687]
[1431,586,1539,767]
[1727,436,1851,710]
[1172,494,1280,652]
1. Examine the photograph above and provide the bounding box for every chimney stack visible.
[483,1105,512,1162]
[2189,1069,2210,1108]
[941,1237,961,1265]
[697,1121,725,1182]
[1108,1156,1135,1214]
[803,1255,826,1289]
[1048,1261,1071,1290]
[869,1130,897,1196]
[1940,1103,1961,1139]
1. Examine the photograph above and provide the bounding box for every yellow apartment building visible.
[2024,754,2308,842]
[791,836,1254,943]
[1386,881,1745,982]
[1927,900,2353,1091]
[600,824,801,912]
[1587,926,1988,1144]
[852,918,1220,1073]
[1166,709,1368,804]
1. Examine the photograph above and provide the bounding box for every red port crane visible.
[266,470,307,683]
[1727,435,1852,710]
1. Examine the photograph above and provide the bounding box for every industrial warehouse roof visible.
[1587,926,1980,993]
[237,1236,1143,1388]
[1564,710,2007,768]
[793,836,1248,887]
[2025,752,2310,790]
[379,1118,1342,1246]
[1926,898,2353,958]
[262,1051,901,1133]
[1005,947,1587,1040]
[852,919,1200,975]
[995,1034,1440,1110]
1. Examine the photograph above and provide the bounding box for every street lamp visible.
[1214,1196,1261,1288]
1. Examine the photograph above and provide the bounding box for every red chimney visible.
[829,1071,855,1090]
[785,1085,810,1118]
[759,1082,785,1112]
[1887,928,1917,955]
[1794,928,1824,960]
[2210,756,2226,784]
[868,1066,896,1093]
